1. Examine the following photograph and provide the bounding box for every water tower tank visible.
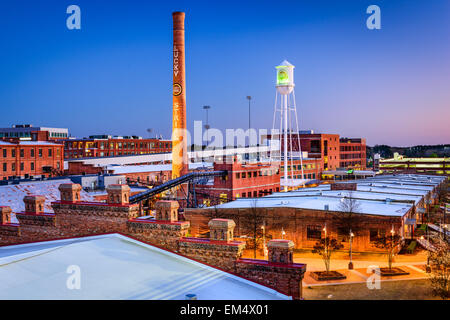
[276,60,295,94]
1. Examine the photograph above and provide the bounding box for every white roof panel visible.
[0,234,290,300]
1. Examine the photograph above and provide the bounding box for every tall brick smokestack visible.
[172,12,188,179]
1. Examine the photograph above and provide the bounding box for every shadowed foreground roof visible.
[0,234,289,300]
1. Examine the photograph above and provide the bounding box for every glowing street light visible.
[281,227,286,239]
[349,229,355,270]
[261,223,267,257]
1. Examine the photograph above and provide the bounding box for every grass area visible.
[303,279,440,300]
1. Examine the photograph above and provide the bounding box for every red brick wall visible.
[0,142,64,179]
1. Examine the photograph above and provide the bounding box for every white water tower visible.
[271,60,304,191]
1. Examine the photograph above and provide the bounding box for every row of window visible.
[66,141,171,150]
[236,187,280,198]
[2,161,61,172]
[235,169,278,179]
[306,225,387,242]
[1,148,60,158]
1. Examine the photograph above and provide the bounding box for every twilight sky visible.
[0,0,449,146]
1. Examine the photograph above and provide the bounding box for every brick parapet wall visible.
[178,238,246,271]
[0,223,21,244]
[51,201,140,237]
[127,219,190,251]
[235,258,306,299]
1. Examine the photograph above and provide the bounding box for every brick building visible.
[185,175,446,252]
[262,132,367,174]
[0,137,64,180]
[280,158,321,181]
[65,135,172,159]
[196,159,281,202]
[339,138,367,170]
[0,124,69,141]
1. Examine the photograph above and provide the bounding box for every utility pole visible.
[203,105,211,147]
[246,96,252,141]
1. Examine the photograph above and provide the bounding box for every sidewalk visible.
[302,264,428,287]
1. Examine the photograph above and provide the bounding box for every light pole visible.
[348,229,354,270]
[246,96,251,129]
[281,227,286,239]
[203,106,211,147]
[261,222,267,258]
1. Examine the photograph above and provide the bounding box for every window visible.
[370,229,381,242]
[12,163,15,171]
[12,149,16,157]
[307,225,322,240]
[236,173,240,179]
[2,149,6,158]
[20,149,24,157]
[48,149,52,157]
[20,163,24,171]
[2,163,6,172]
[39,149,42,157]
[30,149,34,157]
[31,162,34,171]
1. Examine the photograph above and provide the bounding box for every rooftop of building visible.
[0,140,63,146]
[0,234,290,300]
[106,162,214,174]
[215,174,445,217]
[0,179,95,223]
[215,194,414,217]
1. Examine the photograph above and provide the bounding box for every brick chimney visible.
[268,239,294,264]
[58,183,82,202]
[208,218,235,242]
[0,206,12,224]
[155,200,179,222]
[23,195,45,214]
[106,184,131,205]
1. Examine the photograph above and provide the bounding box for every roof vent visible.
[324,204,329,211]
[185,294,197,300]
[386,198,392,204]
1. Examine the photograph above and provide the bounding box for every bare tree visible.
[333,191,363,239]
[312,237,343,274]
[240,199,266,259]
[428,236,450,300]
[373,232,402,271]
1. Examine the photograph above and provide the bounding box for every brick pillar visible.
[268,239,294,264]
[58,183,82,202]
[155,200,179,222]
[106,184,131,205]
[0,206,12,224]
[23,195,45,214]
[208,218,235,241]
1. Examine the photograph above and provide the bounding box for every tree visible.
[312,237,343,274]
[373,231,402,270]
[333,192,363,240]
[428,236,450,299]
[240,199,266,259]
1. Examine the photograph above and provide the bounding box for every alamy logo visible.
[366,5,381,30]
[66,265,81,290]
[66,5,81,30]
[366,265,381,290]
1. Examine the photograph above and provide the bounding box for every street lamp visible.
[348,229,355,270]
[281,227,286,239]
[203,106,211,146]
[261,222,267,258]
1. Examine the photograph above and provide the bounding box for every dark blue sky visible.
[0,0,449,146]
